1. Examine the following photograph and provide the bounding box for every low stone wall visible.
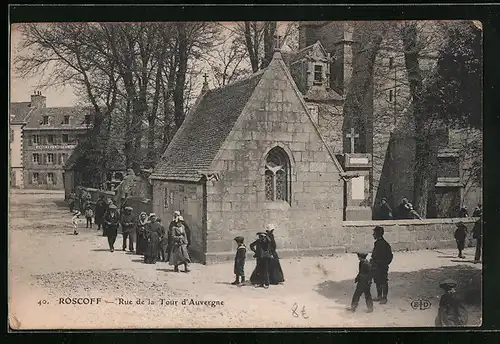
[205,217,479,263]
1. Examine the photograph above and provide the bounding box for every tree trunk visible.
[244,22,260,73]
[402,22,430,218]
[261,22,277,69]
[174,22,188,129]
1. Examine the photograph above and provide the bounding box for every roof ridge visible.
[208,69,266,93]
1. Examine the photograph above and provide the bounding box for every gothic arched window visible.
[265,147,291,204]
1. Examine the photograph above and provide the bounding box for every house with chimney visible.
[9,91,94,190]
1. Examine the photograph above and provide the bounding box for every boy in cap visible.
[72,211,84,235]
[435,279,468,326]
[346,252,374,313]
[231,236,247,285]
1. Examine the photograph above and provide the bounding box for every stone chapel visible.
[150,22,481,263]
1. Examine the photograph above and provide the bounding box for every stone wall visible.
[205,55,344,263]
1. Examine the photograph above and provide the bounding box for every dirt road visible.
[8,190,482,329]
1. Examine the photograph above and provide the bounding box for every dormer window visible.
[42,116,49,125]
[314,65,323,85]
[84,115,91,125]
[63,115,70,125]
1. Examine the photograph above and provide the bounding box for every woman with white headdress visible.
[135,212,149,255]
[168,216,191,272]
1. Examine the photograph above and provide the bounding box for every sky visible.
[10,22,295,108]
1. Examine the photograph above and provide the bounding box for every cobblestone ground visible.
[8,190,482,329]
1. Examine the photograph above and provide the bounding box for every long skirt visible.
[250,258,270,285]
[144,234,161,264]
[136,232,147,255]
[169,244,191,266]
[268,257,285,284]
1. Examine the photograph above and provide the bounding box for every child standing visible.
[435,279,468,326]
[232,236,246,285]
[346,252,374,313]
[72,211,83,235]
[85,204,94,229]
[454,222,468,259]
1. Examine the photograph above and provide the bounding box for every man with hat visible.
[371,226,393,304]
[346,251,374,313]
[377,198,393,220]
[103,204,120,252]
[454,221,468,259]
[121,206,136,252]
[435,279,468,326]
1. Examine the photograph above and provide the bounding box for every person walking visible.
[168,219,191,272]
[454,222,468,259]
[371,226,393,304]
[346,252,374,313]
[103,204,120,252]
[135,212,148,255]
[265,224,284,285]
[120,206,136,252]
[472,215,482,263]
[249,232,273,289]
[144,213,163,264]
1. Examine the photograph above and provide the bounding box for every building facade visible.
[17,92,93,190]
[10,100,34,188]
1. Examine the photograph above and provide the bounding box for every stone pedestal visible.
[342,153,372,221]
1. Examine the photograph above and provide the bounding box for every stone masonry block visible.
[309,162,328,172]
[290,142,306,152]
[292,132,310,143]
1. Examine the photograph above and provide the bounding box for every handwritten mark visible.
[292,303,309,319]
[410,299,432,310]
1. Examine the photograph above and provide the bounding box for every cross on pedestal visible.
[274,34,282,50]
[346,127,359,153]
[203,73,208,84]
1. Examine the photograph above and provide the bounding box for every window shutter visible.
[28,135,32,146]
[30,173,33,184]
[42,154,47,165]
[58,154,62,165]
[39,172,45,184]
[53,173,58,185]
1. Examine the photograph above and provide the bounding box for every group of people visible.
[454,215,483,263]
[71,195,192,272]
[347,225,471,326]
[376,197,422,220]
[230,224,285,288]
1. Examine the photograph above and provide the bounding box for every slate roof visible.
[152,71,264,181]
[24,106,94,130]
[10,102,33,124]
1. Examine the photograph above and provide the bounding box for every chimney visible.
[30,90,46,109]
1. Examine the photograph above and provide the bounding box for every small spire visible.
[201,72,209,93]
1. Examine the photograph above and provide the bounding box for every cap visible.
[373,226,384,235]
[439,279,458,289]
[149,213,157,218]
[356,252,369,258]
[108,204,117,209]
[234,236,244,242]
[256,232,267,236]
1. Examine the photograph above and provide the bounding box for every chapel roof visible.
[151,71,265,182]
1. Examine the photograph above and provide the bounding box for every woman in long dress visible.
[265,224,285,284]
[249,232,273,288]
[168,220,191,272]
[144,213,162,264]
[135,212,148,255]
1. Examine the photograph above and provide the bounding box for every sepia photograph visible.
[9,20,483,329]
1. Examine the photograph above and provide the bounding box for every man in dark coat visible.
[377,198,393,220]
[121,206,136,252]
[454,222,468,259]
[472,204,482,217]
[94,195,107,231]
[249,232,273,288]
[472,216,482,263]
[346,252,374,313]
[395,198,411,219]
[371,226,393,304]
[103,204,120,252]
[435,279,468,326]
[265,224,284,284]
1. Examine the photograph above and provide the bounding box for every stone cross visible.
[274,34,282,50]
[346,127,359,153]
[203,73,208,83]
